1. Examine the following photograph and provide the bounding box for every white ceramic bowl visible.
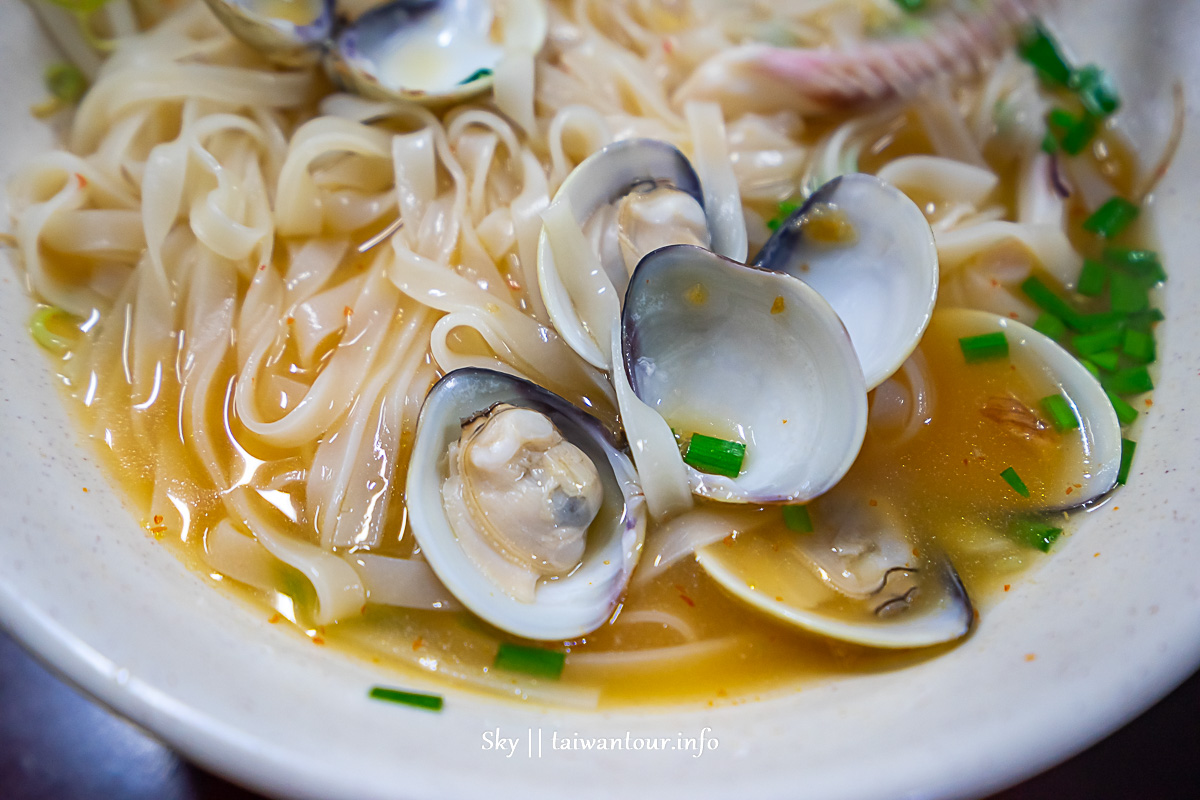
[2,2,1199,798]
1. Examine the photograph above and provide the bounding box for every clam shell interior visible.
[405,368,645,640]
[622,244,868,504]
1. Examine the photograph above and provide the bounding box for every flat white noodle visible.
[346,553,462,610]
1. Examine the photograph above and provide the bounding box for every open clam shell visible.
[939,309,1122,508]
[537,138,710,370]
[405,368,646,640]
[696,496,973,648]
[754,173,939,390]
[202,0,334,66]
[621,244,868,504]
[326,0,548,106]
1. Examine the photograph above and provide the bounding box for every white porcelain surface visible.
[1,2,1198,799]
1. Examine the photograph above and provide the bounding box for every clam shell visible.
[538,138,707,370]
[326,0,547,106]
[696,496,973,648]
[405,368,645,640]
[939,308,1122,508]
[754,173,939,390]
[621,244,868,504]
[202,0,333,67]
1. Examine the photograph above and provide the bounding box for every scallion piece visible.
[959,331,1009,363]
[1040,394,1079,432]
[1076,259,1108,297]
[1105,390,1139,426]
[1045,108,1095,155]
[493,642,566,679]
[1083,197,1139,239]
[46,62,87,104]
[1033,312,1067,341]
[1089,350,1121,372]
[1059,113,1096,155]
[30,306,75,354]
[892,0,925,11]
[1080,359,1101,379]
[1073,310,1127,334]
[1072,327,1124,356]
[1104,247,1166,284]
[782,504,814,533]
[1117,438,1137,485]
[1109,269,1149,314]
[1021,276,1082,330]
[1000,466,1030,498]
[1019,24,1073,87]
[368,686,444,711]
[1069,65,1121,118]
[767,200,800,231]
[1125,308,1165,332]
[1009,518,1064,553]
[683,433,746,478]
[1040,131,1059,154]
[1122,328,1156,364]
[1106,366,1154,396]
[459,68,493,84]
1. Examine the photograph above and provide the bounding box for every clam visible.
[621,244,868,504]
[405,368,646,640]
[937,308,1122,507]
[696,496,973,648]
[326,0,548,106]
[693,308,1121,648]
[753,173,939,390]
[538,138,713,370]
[202,0,334,66]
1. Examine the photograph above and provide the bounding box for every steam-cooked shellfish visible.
[405,368,646,640]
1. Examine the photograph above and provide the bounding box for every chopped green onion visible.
[1009,518,1064,553]
[1040,131,1059,154]
[1021,276,1082,330]
[1019,24,1073,87]
[1061,113,1097,155]
[1069,65,1121,118]
[1045,108,1095,155]
[1089,350,1120,372]
[1105,390,1139,426]
[1122,328,1156,364]
[46,62,87,104]
[368,686,443,711]
[958,331,1009,363]
[1076,259,1108,297]
[1125,308,1164,332]
[459,68,493,85]
[1108,270,1149,314]
[782,504,813,533]
[1000,466,1030,498]
[683,433,746,478]
[891,0,926,11]
[1073,310,1127,333]
[30,306,76,354]
[1104,247,1166,284]
[1106,365,1154,395]
[1117,438,1137,485]
[1083,197,1140,239]
[767,200,800,231]
[1072,327,1124,356]
[1079,358,1101,379]
[1040,394,1079,432]
[494,642,566,679]
[1032,312,1068,341]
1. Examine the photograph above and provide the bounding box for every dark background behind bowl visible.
[2,627,1197,799]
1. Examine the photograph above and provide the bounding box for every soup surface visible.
[11,0,1160,708]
